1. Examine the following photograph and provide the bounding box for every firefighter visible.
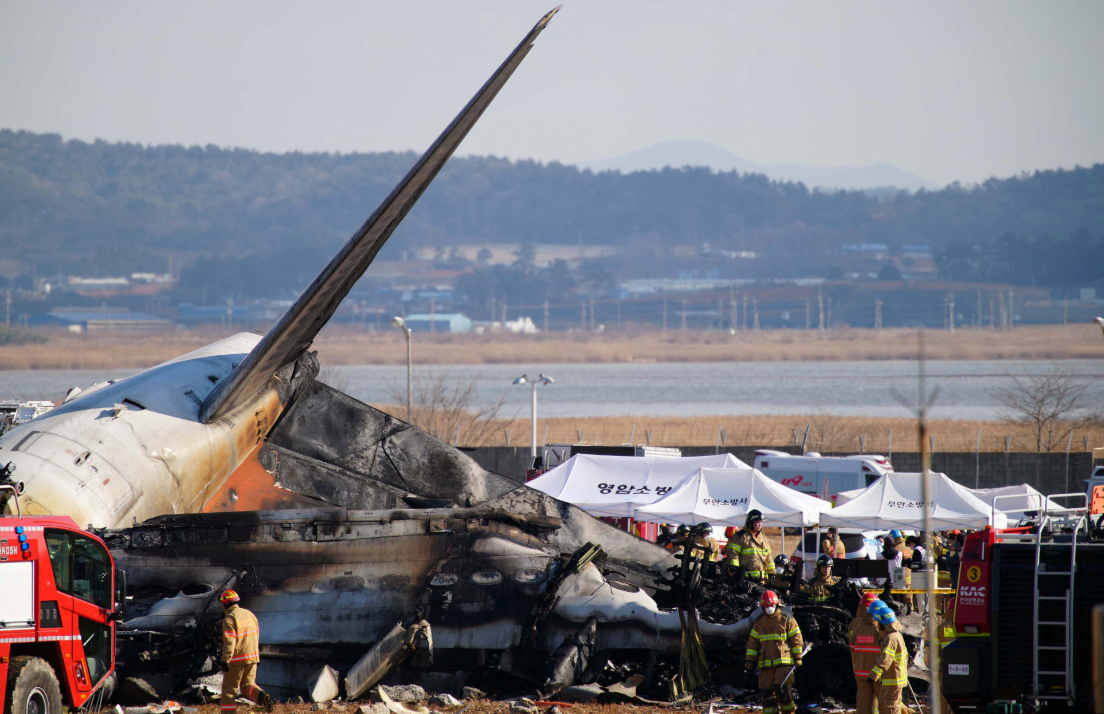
[848,592,882,714]
[745,590,803,714]
[218,590,273,713]
[731,509,774,582]
[771,555,795,591]
[867,599,908,714]
[821,526,846,559]
[800,554,839,604]
[669,524,690,554]
[723,526,741,577]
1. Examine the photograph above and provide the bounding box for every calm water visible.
[1,359,1101,420]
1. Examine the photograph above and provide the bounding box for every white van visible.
[753,450,890,502]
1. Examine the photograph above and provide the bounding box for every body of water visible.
[1,359,1101,420]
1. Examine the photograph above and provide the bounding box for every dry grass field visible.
[370,407,1104,453]
[1,323,1101,370]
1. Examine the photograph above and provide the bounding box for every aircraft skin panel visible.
[0,333,311,529]
[199,7,561,425]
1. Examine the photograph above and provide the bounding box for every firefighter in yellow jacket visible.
[745,590,803,714]
[867,599,908,714]
[218,590,273,713]
[800,555,840,604]
[848,592,882,714]
[730,509,774,582]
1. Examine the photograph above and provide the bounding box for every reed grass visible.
[1,324,1100,370]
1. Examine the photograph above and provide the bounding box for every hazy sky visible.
[2,1,1102,186]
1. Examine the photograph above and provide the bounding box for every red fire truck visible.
[1,484,122,714]
[942,493,1103,712]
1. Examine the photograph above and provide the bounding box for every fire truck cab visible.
[942,493,1102,712]
[1,485,121,714]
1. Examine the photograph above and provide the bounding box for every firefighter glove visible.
[744,661,755,671]
[217,660,230,672]
[793,659,802,668]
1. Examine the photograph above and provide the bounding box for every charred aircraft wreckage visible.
[0,7,920,706]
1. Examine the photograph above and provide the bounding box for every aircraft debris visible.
[309,664,341,703]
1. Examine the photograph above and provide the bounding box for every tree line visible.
[1,129,1101,298]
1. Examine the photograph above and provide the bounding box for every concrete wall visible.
[466,444,1095,497]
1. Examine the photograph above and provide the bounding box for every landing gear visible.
[795,643,856,704]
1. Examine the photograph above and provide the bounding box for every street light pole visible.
[392,316,413,423]
[514,373,555,467]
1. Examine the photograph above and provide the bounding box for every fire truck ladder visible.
[1029,493,1088,704]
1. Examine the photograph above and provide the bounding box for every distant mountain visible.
[581,140,937,192]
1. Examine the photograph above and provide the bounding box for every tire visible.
[794,643,856,704]
[5,657,64,714]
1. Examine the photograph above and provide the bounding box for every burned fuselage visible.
[106,504,758,698]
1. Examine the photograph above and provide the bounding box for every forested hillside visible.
[1,129,1102,289]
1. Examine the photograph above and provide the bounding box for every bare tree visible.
[387,370,508,447]
[993,369,1097,452]
[317,365,351,394]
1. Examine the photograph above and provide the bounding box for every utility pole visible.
[616,299,622,329]
[805,298,810,330]
[501,300,507,324]
[1008,288,1014,329]
[874,298,883,330]
[826,296,833,329]
[543,300,549,332]
[742,294,748,331]
[752,297,760,330]
[4,289,10,327]
[429,295,436,333]
[976,289,982,328]
[948,292,955,332]
[581,301,586,331]
[588,299,595,331]
[1063,295,1068,325]
[680,300,688,330]
[490,296,496,322]
[730,295,738,332]
[662,300,668,331]
[989,292,995,329]
[818,287,825,331]
[717,298,723,330]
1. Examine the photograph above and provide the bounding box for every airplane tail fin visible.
[200,7,560,424]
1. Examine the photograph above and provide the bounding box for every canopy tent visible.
[971,484,1046,521]
[526,453,747,518]
[835,487,865,506]
[635,467,835,527]
[837,478,1045,518]
[820,472,1007,530]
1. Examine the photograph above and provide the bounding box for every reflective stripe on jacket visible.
[801,574,839,603]
[848,612,882,677]
[869,625,908,687]
[745,610,803,669]
[732,530,774,579]
[221,604,261,664]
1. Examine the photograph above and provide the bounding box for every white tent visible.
[526,453,748,518]
[635,467,834,527]
[820,472,1007,530]
[971,484,1046,521]
[835,487,865,506]
[837,479,1045,518]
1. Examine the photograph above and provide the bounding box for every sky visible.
[1,1,1102,186]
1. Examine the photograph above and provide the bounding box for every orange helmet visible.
[945,596,956,614]
[724,526,737,539]
[759,590,779,608]
[220,589,241,606]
